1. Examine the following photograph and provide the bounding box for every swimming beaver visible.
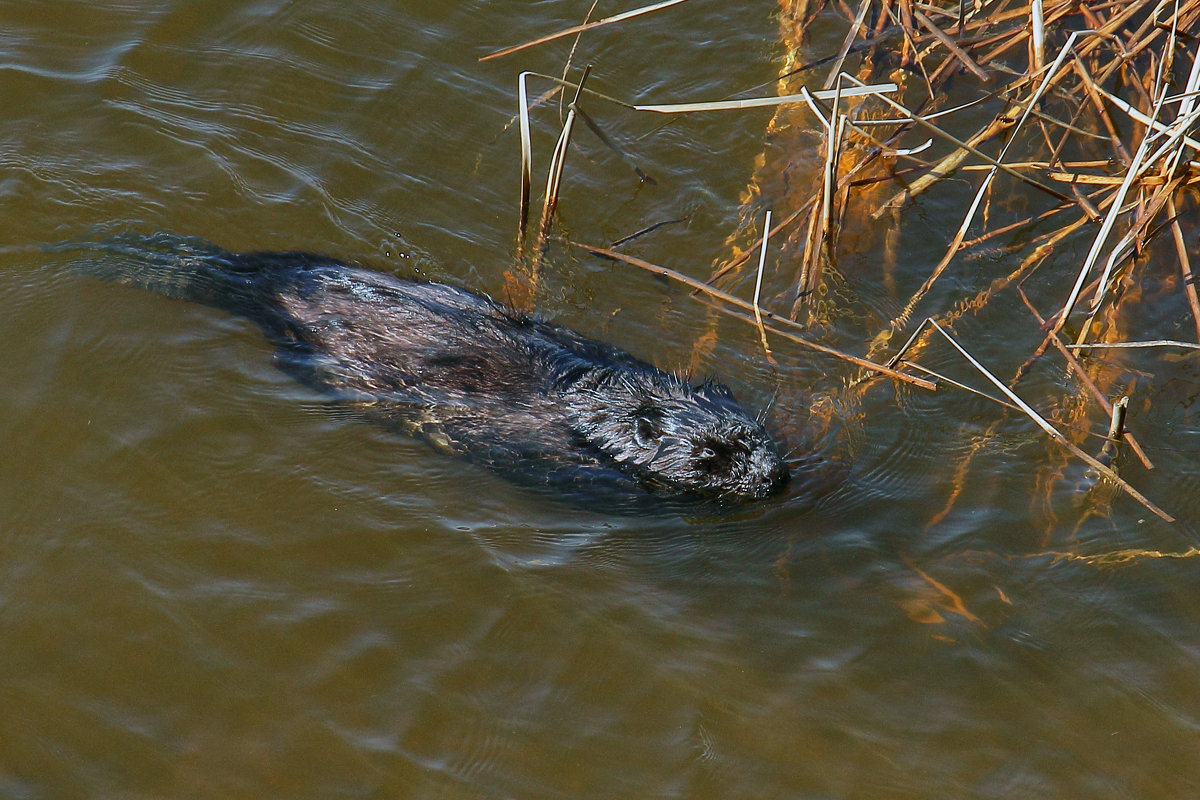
[74,234,789,502]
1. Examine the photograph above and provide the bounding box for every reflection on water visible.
[1,1,1199,798]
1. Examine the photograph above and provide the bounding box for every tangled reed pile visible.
[488,0,1200,525]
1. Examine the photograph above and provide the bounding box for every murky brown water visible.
[2,2,1200,798]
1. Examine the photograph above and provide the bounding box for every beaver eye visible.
[697,438,735,474]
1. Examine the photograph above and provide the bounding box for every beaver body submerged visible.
[81,234,789,502]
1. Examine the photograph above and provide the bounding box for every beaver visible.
[71,233,790,503]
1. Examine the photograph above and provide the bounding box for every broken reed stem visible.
[797,85,849,311]
[1030,0,1045,73]
[753,210,775,361]
[516,72,533,255]
[822,111,843,248]
[530,65,592,280]
[1095,396,1129,470]
[1106,396,1128,440]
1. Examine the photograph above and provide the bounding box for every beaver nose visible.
[743,452,789,498]
[761,461,791,495]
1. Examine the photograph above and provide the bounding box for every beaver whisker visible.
[756,388,779,426]
[783,442,809,461]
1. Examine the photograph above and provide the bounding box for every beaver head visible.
[565,371,790,501]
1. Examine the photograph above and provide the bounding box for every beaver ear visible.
[634,413,663,448]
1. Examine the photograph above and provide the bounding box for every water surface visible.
[1,2,1199,798]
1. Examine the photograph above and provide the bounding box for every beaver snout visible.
[749,452,791,499]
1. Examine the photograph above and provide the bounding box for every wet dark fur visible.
[75,234,789,502]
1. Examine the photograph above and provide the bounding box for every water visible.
[1,2,1199,798]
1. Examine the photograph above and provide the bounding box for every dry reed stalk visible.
[515,71,900,115]
[510,65,592,305]
[560,239,936,389]
[538,66,591,237]
[822,0,873,90]
[870,210,1092,379]
[1072,57,1133,166]
[480,0,692,62]
[1099,396,1129,462]
[504,0,1200,525]
[912,7,991,81]
[925,320,1173,522]
[1030,0,1045,72]
[631,82,898,113]
[1167,194,1200,341]
[1068,340,1200,350]
[1017,286,1154,470]
[1055,82,1172,337]
[793,87,851,313]
[557,1,600,123]
[516,72,534,254]
[1075,174,1186,343]
[753,210,776,361]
